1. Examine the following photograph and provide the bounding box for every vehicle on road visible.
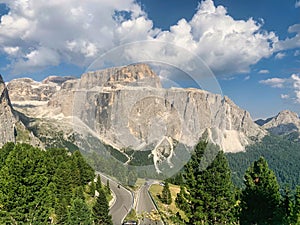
[122,220,138,225]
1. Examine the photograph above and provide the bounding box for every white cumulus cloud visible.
[259,77,286,88]
[258,69,269,74]
[0,0,279,76]
[275,24,300,51]
[275,52,286,59]
[296,0,300,8]
[260,74,300,103]
[281,94,289,99]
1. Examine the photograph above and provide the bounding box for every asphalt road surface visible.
[137,182,163,225]
[98,173,133,225]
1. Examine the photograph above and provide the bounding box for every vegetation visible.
[227,135,300,189]
[240,157,282,224]
[161,182,172,205]
[157,140,300,224]
[92,188,113,225]
[175,141,237,224]
[149,183,185,224]
[0,142,111,224]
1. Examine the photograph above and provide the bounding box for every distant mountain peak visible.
[275,110,299,121]
[262,110,300,136]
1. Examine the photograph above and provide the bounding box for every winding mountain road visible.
[98,173,133,225]
[137,182,163,225]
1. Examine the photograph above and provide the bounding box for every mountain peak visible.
[276,110,299,120]
[262,110,300,136]
[79,63,162,89]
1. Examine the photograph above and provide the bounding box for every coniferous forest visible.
[0,139,300,224]
[168,141,300,225]
[0,143,112,225]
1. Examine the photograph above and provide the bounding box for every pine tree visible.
[72,150,95,186]
[281,186,294,224]
[175,141,236,224]
[73,186,85,201]
[55,198,69,224]
[95,175,102,192]
[106,179,111,194]
[161,182,172,205]
[89,180,96,197]
[93,188,113,225]
[293,186,300,224]
[240,157,281,225]
[67,198,92,225]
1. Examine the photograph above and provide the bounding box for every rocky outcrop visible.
[79,64,161,89]
[7,76,75,102]
[261,110,300,136]
[0,75,43,148]
[72,85,266,153]
[8,64,266,154]
[0,75,16,147]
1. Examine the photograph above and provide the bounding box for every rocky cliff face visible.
[8,64,266,154]
[261,110,300,136]
[0,75,16,147]
[72,86,266,153]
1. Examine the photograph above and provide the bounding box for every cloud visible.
[275,52,286,59]
[281,94,289,99]
[244,76,250,80]
[276,24,300,51]
[260,74,300,103]
[0,0,148,74]
[259,77,286,88]
[0,0,279,76]
[296,1,300,8]
[258,69,269,74]
[155,0,277,75]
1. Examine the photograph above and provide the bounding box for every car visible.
[122,220,138,225]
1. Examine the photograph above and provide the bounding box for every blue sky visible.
[0,0,299,119]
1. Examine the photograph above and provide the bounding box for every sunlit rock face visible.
[260,110,300,136]
[8,64,266,155]
[0,75,16,147]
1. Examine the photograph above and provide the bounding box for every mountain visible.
[257,110,300,135]
[7,64,266,160]
[0,75,16,147]
[0,75,41,147]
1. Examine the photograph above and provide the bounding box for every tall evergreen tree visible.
[72,150,95,186]
[106,179,111,194]
[161,182,172,205]
[67,198,93,225]
[293,186,300,224]
[95,175,102,192]
[281,186,294,224]
[89,180,96,197]
[240,157,281,225]
[175,141,236,224]
[93,188,112,225]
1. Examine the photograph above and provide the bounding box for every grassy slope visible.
[149,183,186,224]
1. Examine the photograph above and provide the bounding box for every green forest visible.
[0,135,300,224]
[227,135,300,189]
[0,143,112,224]
[168,141,300,225]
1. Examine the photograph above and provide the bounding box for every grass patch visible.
[149,183,187,224]
[124,209,138,221]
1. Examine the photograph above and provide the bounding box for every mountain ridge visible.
[255,110,300,136]
[6,64,266,155]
